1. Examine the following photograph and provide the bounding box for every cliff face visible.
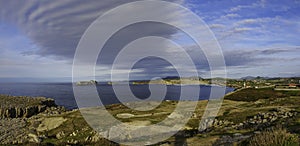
[0,95,56,118]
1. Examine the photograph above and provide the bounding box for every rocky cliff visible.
[0,95,56,118]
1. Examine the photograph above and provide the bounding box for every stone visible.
[233,133,242,137]
[249,120,255,124]
[28,133,41,143]
[220,120,225,125]
[37,117,67,132]
[263,114,269,119]
[71,131,77,136]
[270,117,277,122]
[262,119,268,123]
[67,139,79,144]
[198,118,214,132]
[85,136,91,142]
[91,132,102,143]
[56,131,65,139]
[192,113,197,118]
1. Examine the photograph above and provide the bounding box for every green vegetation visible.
[2,80,300,145]
[31,110,117,145]
[225,88,290,102]
[247,126,299,146]
[29,88,300,145]
[106,101,178,124]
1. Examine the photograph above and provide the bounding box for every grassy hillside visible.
[224,88,300,102]
[1,87,300,145]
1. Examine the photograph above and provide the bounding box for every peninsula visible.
[1,77,300,145]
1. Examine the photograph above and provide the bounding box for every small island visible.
[75,80,98,86]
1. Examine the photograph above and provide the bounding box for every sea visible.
[0,83,234,110]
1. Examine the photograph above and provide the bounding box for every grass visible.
[17,88,300,145]
[224,88,294,102]
[107,101,178,124]
[247,126,299,146]
[218,109,265,124]
[219,89,300,124]
[40,88,300,145]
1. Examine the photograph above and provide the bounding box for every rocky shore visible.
[1,87,300,145]
[0,95,56,118]
[0,95,65,144]
[0,94,116,145]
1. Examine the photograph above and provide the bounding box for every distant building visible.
[275,84,300,89]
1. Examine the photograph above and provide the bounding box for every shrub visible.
[248,126,299,146]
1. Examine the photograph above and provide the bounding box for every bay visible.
[0,83,234,109]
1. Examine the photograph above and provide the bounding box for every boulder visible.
[56,131,65,139]
[28,133,41,143]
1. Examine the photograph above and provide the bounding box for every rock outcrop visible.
[199,108,297,133]
[75,80,97,86]
[0,95,56,118]
[235,108,297,130]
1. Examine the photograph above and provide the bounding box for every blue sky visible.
[0,0,299,82]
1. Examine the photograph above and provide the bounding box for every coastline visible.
[0,83,235,110]
[0,87,299,145]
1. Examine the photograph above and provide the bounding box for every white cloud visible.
[209,24,226,29]
[220,13,240,19]
[0,0,299,79]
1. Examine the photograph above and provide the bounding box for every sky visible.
[0,0,299,82]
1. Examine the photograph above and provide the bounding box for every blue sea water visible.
[0,83,234,109]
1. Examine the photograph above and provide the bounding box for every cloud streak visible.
[0,0,299,80]
[0,0,183,59]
